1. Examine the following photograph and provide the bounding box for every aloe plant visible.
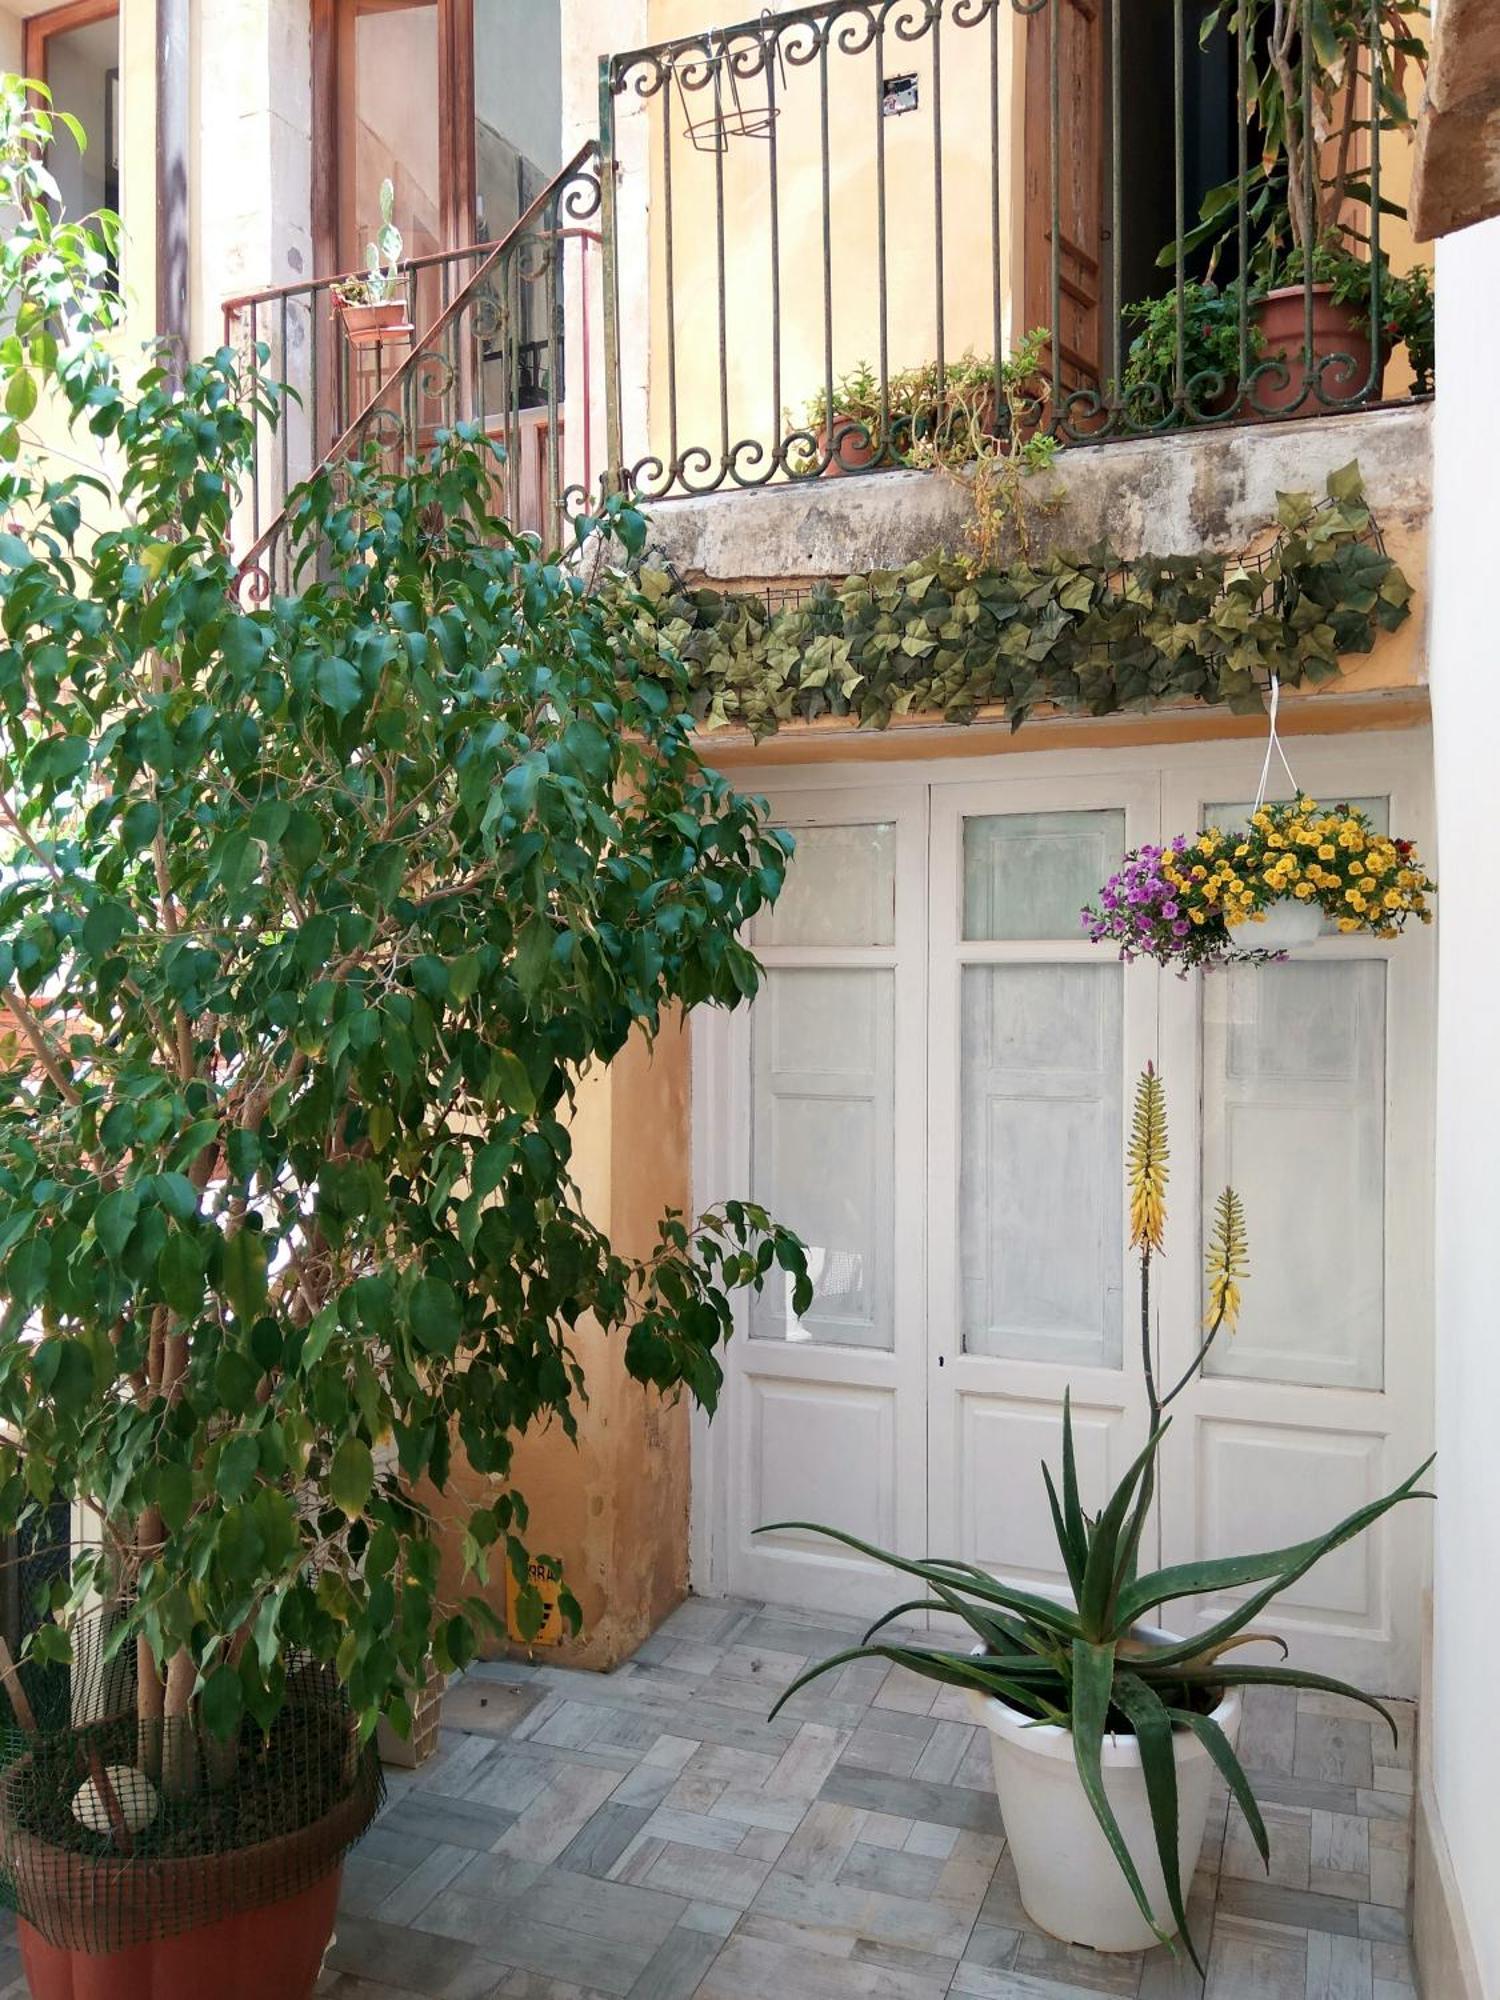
[759,1068,1433,1967]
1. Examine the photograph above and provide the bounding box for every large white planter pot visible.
[970,1634,1240,1953]
[1249,894,1323,950]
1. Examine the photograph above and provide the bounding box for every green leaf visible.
[1167,1706,1269,1870]
[492,1050,536,1116]
[221,1230,269,1322]
[330,1436,374,1518]
[217,1432,260,1504]
[201,1663,244,1742]
[156,1461,194,1533]
[1070,1639,1168,1945]
[409,1276,461,1358]
[313,655,364,718]
[1113,1673,1198,1969]
[158,1232,205,1316]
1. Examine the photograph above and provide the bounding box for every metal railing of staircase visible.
[226,140,603,596]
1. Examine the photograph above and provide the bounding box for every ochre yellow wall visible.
[429,1022,697,1670]
[626,1,1430,474]
[638,0,1024,474]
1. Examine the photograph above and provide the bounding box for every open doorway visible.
[1021,0,1242,395]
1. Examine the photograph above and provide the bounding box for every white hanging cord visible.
[1252,673,1300,813]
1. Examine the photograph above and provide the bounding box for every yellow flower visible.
[1338,917,1360,932]
[1294,882,1315,900]
[1205,1186,1249,1335]
[1383,888,1402,910]
[1127,1066,1169,1257]
[1317,844,1335,860]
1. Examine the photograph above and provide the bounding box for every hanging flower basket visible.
[1082,797,1435,974]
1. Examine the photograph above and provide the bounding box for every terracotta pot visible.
[335,298,414,351]
[16,1867,343,2000]
[0,1721,380,2000]
[817,412,882,475]
[1248,285,1381,417]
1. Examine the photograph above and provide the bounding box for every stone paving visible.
[312,1595,1419,2000]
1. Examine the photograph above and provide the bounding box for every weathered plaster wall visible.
[429,1023,695,1670]
[642,403,1433,757]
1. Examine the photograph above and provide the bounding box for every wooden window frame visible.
[22,0,121,86]
[311,0,476,282]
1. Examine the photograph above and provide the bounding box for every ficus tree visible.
[0,77,808,1780]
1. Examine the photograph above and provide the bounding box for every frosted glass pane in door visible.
[963,810,1125,941]
[1202,960,1386,1389]
[960,965,1124,1366]
[750,969,894,1348]
[751,823,895,947]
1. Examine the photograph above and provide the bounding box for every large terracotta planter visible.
[0,1716,380,2000]
[1249,284,1380,416]
[16,1867,343,2000]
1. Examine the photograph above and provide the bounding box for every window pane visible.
[1206,797,1390,940]
[963,810,1125,941]
[354,2,441,264]
[44,15,120,226]
[960,964,1124,1366]
[751,823,896,948]
[751,970,893,1348]
[1202,960,1386,1389]
[473,1,563,244]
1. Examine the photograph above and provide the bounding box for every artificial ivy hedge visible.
[613,464,1412,739]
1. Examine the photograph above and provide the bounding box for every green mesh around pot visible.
[0,1619,382,1955]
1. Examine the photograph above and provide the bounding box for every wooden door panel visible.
[1023,0,1106,392]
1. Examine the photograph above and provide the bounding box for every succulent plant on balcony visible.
[757,1067,1433,1966]
[331,177,412,349]
[0,86,809,2000]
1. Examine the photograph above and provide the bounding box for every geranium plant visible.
[1083,796,1435,972]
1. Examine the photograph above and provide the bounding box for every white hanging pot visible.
[969,1627,1240,1953]
[1249,895,1323,951]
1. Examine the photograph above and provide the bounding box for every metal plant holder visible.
[675,13,784,154]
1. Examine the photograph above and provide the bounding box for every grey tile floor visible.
[301,1594,1420,2000]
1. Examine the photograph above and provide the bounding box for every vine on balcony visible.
[609,464,1412,739]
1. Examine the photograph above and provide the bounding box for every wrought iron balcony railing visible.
[224,143,603,590]
[597,0,1430,504]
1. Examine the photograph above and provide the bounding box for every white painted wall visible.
[1428,208,1500,2000]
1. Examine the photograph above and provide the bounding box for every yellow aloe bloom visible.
[1205,1187,1249,1334]
[1128,1065,1169,1257]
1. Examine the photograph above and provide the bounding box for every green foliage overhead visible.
[612,464,1412,739]
[0,77,808,1747]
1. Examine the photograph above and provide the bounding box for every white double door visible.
[692,738,1435,1695]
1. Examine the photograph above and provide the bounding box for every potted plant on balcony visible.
[1081,796,1435,971]
[1165,0,1428,412]
[0,83,809,2000]
[1120,280,1262,427]
[330,177,412,350]
[759,1067,1433,1966]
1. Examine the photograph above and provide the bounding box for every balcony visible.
[595,0,1431,508]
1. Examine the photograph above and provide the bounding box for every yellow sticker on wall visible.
[505,1555,564,1646]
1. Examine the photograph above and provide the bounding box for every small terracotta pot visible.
[1248,285,1381,417]
[17,1867,343,2000]
[817,413,882,475]
[335,298,414,351]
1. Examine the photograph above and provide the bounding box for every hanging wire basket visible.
[675,13,786,154]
